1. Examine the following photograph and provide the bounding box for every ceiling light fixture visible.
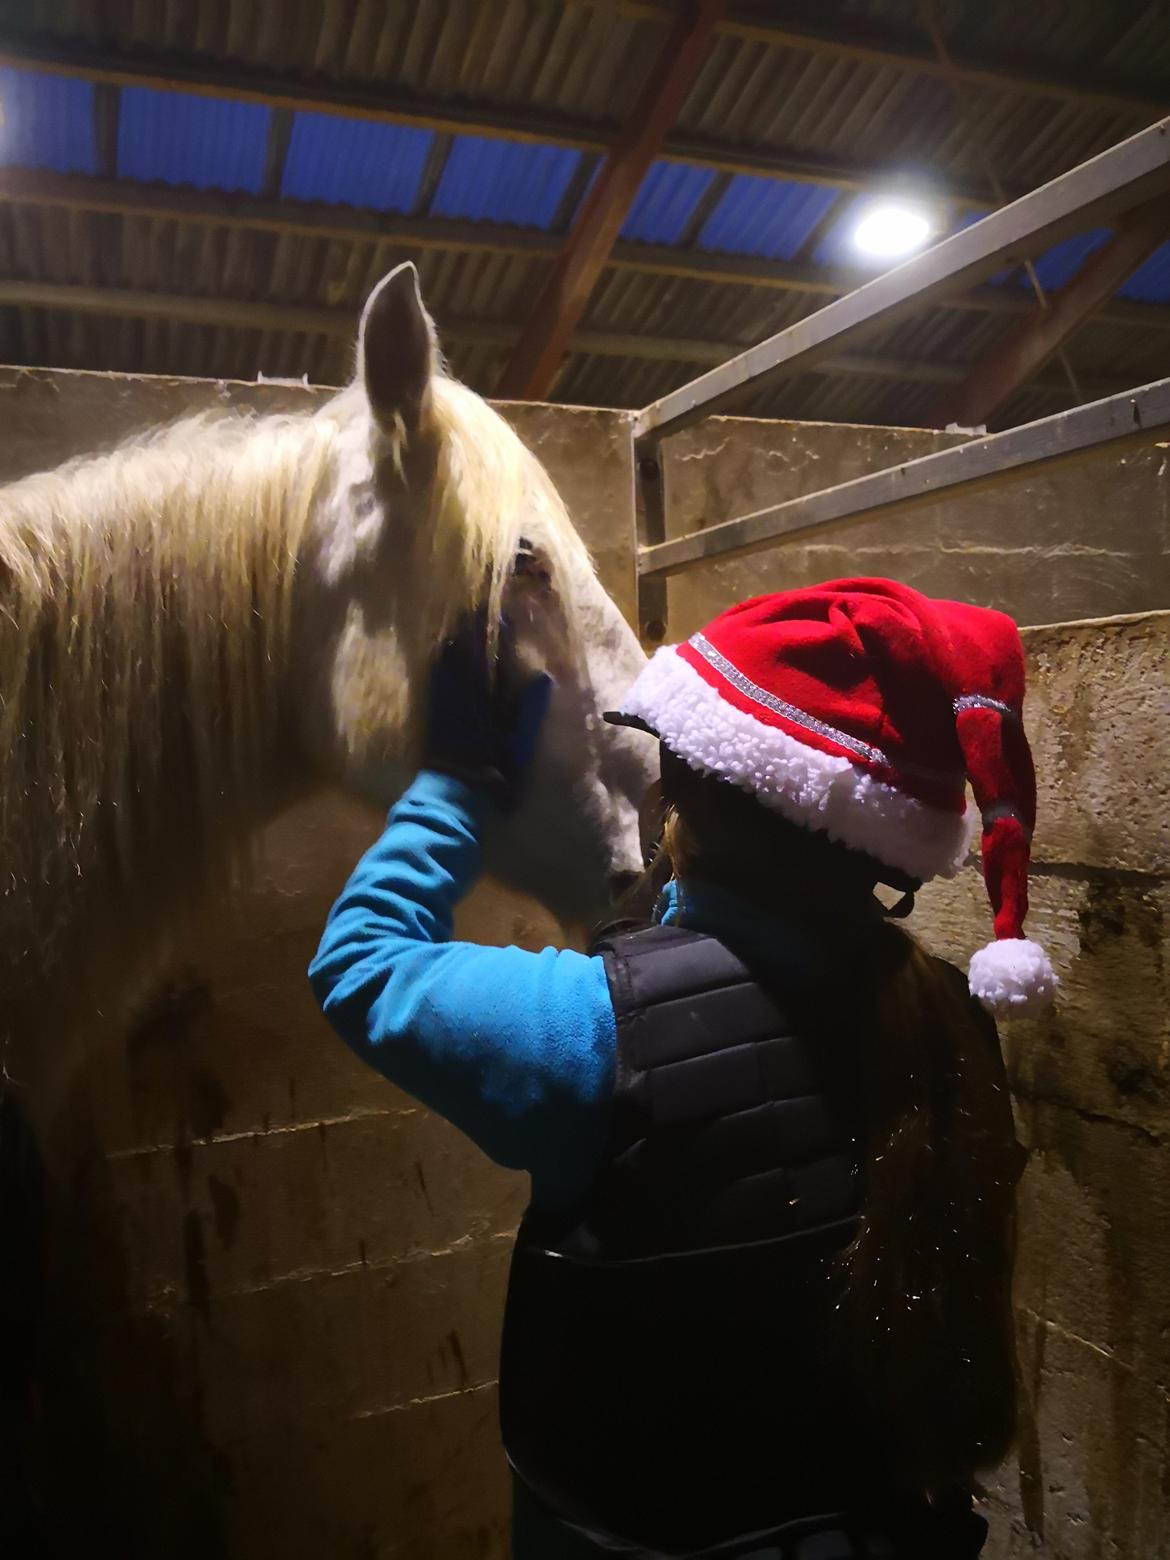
[851,202,934,260]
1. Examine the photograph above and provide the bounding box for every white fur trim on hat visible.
[620,645,973,883]
[968,938,1058,1016]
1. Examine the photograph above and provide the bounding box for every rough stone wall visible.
[1,369,632,1558]
[918,614,1170,1560]
[660,416,1170,630]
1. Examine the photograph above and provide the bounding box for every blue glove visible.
[425,609,553,810]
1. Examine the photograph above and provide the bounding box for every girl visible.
[310,578,1055,1559]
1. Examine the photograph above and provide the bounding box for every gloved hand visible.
[425,608,553,810]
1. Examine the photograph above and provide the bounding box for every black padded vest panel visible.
[501,925,882,1551]
[584,924,860,1258]
[500,925,989,1557]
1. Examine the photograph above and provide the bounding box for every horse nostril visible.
[608,870,640,901]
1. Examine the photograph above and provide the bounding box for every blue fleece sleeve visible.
[308,770,616,1207]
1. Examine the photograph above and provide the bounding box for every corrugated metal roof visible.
[556,349,698,412]
[1,1,1168,426]
[0,305,343,385]
[620,161,715,245]
[1018,227,1113,291]
[674,23,1155,198]
[945,208,1118,298]
[583,267,819,350]
[698,176,840,261]
[117,86,271,193]
[3,0,1164,202]
[412,246,549,329]
[0,66,97,175]
[1068,314,1170,387]
[862,304,1015,368]
[1117,238,1170,305]
[281,113,433,211]
[912,0,1170,82]
[432,135,583,227]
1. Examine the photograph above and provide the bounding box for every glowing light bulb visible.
[851,203,933,260]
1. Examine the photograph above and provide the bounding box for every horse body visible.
[0,264,653,1070]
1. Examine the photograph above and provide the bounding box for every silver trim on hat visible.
[689,632,963,786]
[690,633,886,765]
[954,693,1020,720]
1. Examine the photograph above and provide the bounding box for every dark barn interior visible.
[1,6,1169,1560]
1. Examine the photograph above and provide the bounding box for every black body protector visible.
[500,925,988,1560]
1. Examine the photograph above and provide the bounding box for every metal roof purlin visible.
[4,167,1170,341]
[616,1,1170,123]
[632,114,1170,441]
[0,40,1016,209]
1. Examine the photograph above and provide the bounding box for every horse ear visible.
[358,262,437,434]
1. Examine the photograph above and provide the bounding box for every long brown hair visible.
[653,748,1022,1496]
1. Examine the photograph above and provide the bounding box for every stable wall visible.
[660,415,1170,632]
[2,368,633,1558]
[5,369,1167,1559]
[919,614,1170,1560]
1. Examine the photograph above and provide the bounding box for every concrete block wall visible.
[2,370,632,1558]
[660,416,1170,630]
[41,794,534,1557]
[915,613,1170,1560]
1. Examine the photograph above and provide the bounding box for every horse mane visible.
[0,406,335,1007]
[0,369,588,1019]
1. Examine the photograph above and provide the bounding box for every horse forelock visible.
[421,375,594,646]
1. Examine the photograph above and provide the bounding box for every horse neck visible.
[0,410,335,1014]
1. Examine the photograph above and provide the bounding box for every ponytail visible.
[653,748,1022,1494]
[840,917,1022,1493]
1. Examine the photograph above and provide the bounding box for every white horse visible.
[0,262,653,1105]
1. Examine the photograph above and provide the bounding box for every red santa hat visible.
[612,578,1057,1016]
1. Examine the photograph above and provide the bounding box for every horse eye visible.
[514,541,550,586]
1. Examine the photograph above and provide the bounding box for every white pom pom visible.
[969,938,1058,1016]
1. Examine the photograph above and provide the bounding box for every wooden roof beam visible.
[493,0,727,400]
[932,195,1170,428]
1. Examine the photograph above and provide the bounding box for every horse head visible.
[296,263,656,928]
